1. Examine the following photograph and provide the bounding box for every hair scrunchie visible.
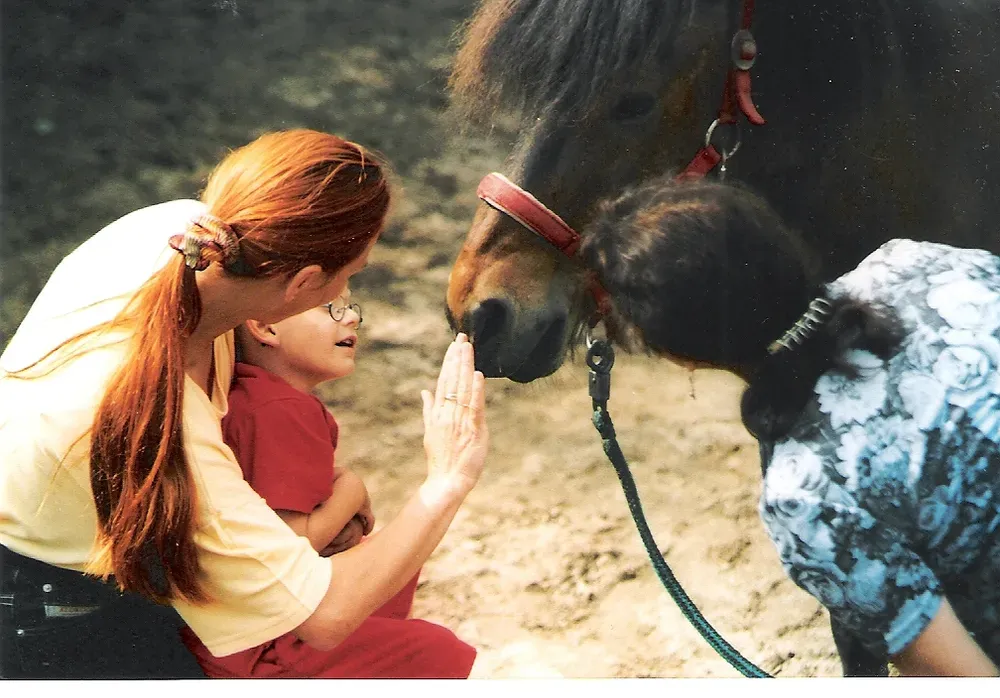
[168,213,241,271]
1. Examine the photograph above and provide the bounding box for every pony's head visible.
[446,0,733,381]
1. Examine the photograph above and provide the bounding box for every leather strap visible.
[678,145,724,180]
[732,59,765,126]
[478,173,582,256]
[683,0,765,174]
[477,173,612,319]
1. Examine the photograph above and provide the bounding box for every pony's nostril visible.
[466,298,513,349]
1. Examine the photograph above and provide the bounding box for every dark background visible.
[2,0,487,345]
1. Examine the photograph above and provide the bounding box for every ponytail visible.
[86,257,208,603]
[740,294,903,442]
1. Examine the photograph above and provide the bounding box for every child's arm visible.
[275,468,368,553]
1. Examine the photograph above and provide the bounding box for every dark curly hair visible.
[578,176,903,441]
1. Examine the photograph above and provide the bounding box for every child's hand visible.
[334,467,376,533]
[357,488,375,535]
[316,469,375,555]
[319,515,366,556]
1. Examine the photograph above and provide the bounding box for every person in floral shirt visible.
[579,176,1000,676]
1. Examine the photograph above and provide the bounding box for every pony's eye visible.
[610,92,657,121]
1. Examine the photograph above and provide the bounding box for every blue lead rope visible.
[586,339,771,678]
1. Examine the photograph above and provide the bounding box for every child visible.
[180,287,477,678]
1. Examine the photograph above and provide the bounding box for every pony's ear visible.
[243,319,279,348]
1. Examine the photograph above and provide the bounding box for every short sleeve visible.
[223,397,335,514]
[324,410,340,458]
[177,384,333,657]
[760,441,943,657]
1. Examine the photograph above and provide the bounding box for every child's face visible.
[272,288,362,386]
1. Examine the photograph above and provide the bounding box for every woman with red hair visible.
[0,129,489,678]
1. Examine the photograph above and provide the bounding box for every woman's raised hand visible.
[420,333,489,503]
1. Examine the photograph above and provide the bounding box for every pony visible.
[444,0,1000,677]
[446,0,1000,383]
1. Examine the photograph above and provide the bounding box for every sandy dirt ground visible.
[5,0,845,677]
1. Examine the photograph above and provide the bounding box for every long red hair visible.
[73,130,389,602]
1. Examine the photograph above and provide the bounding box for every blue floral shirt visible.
[759,239,1000,662]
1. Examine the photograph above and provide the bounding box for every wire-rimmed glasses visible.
[322,302,362,326]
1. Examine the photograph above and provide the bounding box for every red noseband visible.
[477,172,613,320]
[477,172,582,256]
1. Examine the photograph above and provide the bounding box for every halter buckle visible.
[731,29,758,71]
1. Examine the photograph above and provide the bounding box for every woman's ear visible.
[243,319,279,348]
[283,264,330,305]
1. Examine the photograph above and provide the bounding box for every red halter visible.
[476,0,765,321]
[678,0,765,180]
[477,172,614,319]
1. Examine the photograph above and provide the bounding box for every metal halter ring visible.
[704,119,742,162]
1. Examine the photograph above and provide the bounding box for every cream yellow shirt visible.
[0,200,332,657]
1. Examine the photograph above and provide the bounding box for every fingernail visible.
[456,332,468,342]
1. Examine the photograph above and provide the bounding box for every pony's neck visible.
[755,1,951,114]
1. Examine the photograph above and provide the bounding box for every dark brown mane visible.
[450,0,691,124]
